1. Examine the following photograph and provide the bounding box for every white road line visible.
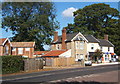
[3,65,117,81]
[50,74,100,82]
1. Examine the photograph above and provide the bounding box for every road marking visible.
[50,74,100,83]
[3,65,118,81]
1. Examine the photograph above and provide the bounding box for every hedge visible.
[1,55,24,74]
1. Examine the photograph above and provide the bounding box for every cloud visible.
[62,7,78,17]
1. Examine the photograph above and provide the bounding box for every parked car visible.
[84,60,92,66]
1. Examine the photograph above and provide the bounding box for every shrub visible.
[1,55,24,74]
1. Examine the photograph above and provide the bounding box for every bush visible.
[1,55,24,74]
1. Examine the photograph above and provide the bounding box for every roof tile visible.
[11,42,35,47]
[34,51,49,55]
[97,39,114,47]
[42,50,67,57]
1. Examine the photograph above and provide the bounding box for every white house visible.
[51,28,115,63]
[98,36,114,63]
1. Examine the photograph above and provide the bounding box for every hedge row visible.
[1,55,24,74]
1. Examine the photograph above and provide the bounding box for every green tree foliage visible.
[65,3,120,55]
[2,2,59,50]
[93,49,103,62]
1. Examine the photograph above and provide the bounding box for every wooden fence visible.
[45,57,75,67]
[24,58,43,71]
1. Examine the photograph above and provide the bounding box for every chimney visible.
[62,28,66,50]
[54,31,58,42]
[104,35,108,40]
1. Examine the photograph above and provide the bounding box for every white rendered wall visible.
[59,49,71,57]
[87,43,100,52]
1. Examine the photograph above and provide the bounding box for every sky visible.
[0,1,119,50]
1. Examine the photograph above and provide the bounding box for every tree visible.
[65,3,120,55]
[2,2,59,50]
[93,49,103,63]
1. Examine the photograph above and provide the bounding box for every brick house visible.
[11,42,35,58]
[0,38,11,56]
[51,28,115,63]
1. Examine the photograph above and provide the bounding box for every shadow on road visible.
[51,81,118,84]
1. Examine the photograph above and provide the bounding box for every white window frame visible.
[80,54,84,59]
[18,48,23,54]
[80,41,84,50]
[12,48,16,51]
[25,48,30,51]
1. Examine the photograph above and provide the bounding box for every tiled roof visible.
[34,51,49,55]
[42,50,67,57]
[97,39,114,47]
[0,38,7,45]
[52,32,99,43]
[52,32,78,43]
[85,35,99,43]
[11,42,35,47]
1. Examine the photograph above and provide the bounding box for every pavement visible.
[92,62,119,66]
[44,62,119,69]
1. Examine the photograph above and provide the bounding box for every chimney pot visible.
[104,35,108,40]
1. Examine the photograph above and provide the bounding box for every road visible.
[2,64,119,84]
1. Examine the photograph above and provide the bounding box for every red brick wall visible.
[3,40,11,56]
[0,46,3,56]
[11,47,34,58]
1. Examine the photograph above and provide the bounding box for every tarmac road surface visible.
[2,64,119,84]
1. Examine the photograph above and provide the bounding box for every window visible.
[18,48,23,54]
[78,36,84,41]
[91,44,94,50]
[76,42,79,49]
[76,54,84,60]
[56,44,60,50]
[80,41,84,50]
[80,54,84,59]
[108,47,110,51]
[105,55,109,61]
[12,48,16,51]
[76,54,79,59]
[25,48,30,51]
[100,47,102,50]
[5,45,9,54]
